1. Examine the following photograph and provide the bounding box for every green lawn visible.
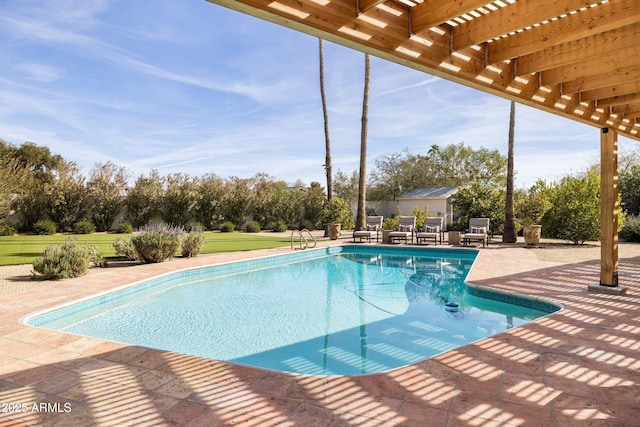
[0,232,292,266]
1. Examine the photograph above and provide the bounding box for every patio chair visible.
[416,217,444,245]
[388,216,416,244]
[461,218,490,247]
[352,216,384,243]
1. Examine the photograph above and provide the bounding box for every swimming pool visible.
[26,245,560,375]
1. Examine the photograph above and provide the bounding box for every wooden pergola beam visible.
[452,0,598,50]
[411,0,488,33]
[518,23,640,75]
[488,0,640,63]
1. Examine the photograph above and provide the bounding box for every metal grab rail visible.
[290,228,317,250]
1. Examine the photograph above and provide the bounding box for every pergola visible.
[205,0,640,289]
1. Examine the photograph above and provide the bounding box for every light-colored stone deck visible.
[0,239,638,426]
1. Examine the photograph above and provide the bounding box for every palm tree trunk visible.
[319,39,332,201]
[356,53,370,230]
[503,100,517,243]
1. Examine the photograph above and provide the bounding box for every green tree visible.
[542,171,601,244]
[162,173,199,227]
[87,161,129,231]
[194,174,226,230]
[250,174,280,227]
[333,169,359,204]
[10,141,63,184]
[0,156,29,220]
[452,182,506,234]
[43,161,88,232]
[302,182,327,228]
[220,176,254,228]
[125,170,164,228]
[369,143,507,201]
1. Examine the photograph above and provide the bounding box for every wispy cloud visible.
[0,0,635,189]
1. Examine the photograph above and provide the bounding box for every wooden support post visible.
[600,128,619,287]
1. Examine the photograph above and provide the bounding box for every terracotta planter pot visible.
[523,224,542,246]
[328,223,341,240]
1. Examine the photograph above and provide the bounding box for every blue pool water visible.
[27,246,559,375]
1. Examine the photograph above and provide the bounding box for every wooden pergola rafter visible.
[204,0,639,288]
[205,0,640,140]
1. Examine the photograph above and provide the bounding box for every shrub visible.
[620,214,640,242]
[320,198,355,229]
[220,221,235,232]
[113,236,139,261]
[131,223,184,263]
[245,220,261,233]
[117,222,134,234]
[187,222,205,232]
[74,220,96,235]
[407,206,430,230]
[382,216,399,231]
[298,219,315,231]
[272,220,288,232]
[34,219,57,235]
[181,229,206,257]
[32,238,103,280]
[0,221,16,236]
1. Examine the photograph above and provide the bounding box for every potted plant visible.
[320,198,355,240]
[516,181,552,246]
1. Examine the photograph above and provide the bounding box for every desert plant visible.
[130,223,184,263]
[220,221,235,232]
[245,220,261,233]
[0,221,16,236]
[181,228,205,257]
[34,219,57,235]
[32,238,103,280]
[74,220,96,235]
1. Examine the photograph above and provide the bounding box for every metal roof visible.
[205,0,640,142]
[398,186,458,199]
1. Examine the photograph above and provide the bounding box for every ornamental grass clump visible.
[181,227,205,258]
[33,238,103,280]
[131,223,184,263]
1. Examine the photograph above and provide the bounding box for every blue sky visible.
[1,0,636,188]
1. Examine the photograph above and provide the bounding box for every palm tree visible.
[319,39,332,201]
[503,100,517,243]
[356,53,370,230]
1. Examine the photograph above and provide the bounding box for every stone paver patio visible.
[0,239,638,426]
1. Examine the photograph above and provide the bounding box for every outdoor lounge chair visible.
[416,217,444,245]
[461,218,490,247]
[388,216,416,244]
[353,216,383,243]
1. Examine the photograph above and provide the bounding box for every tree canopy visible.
[368,143,507,200]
